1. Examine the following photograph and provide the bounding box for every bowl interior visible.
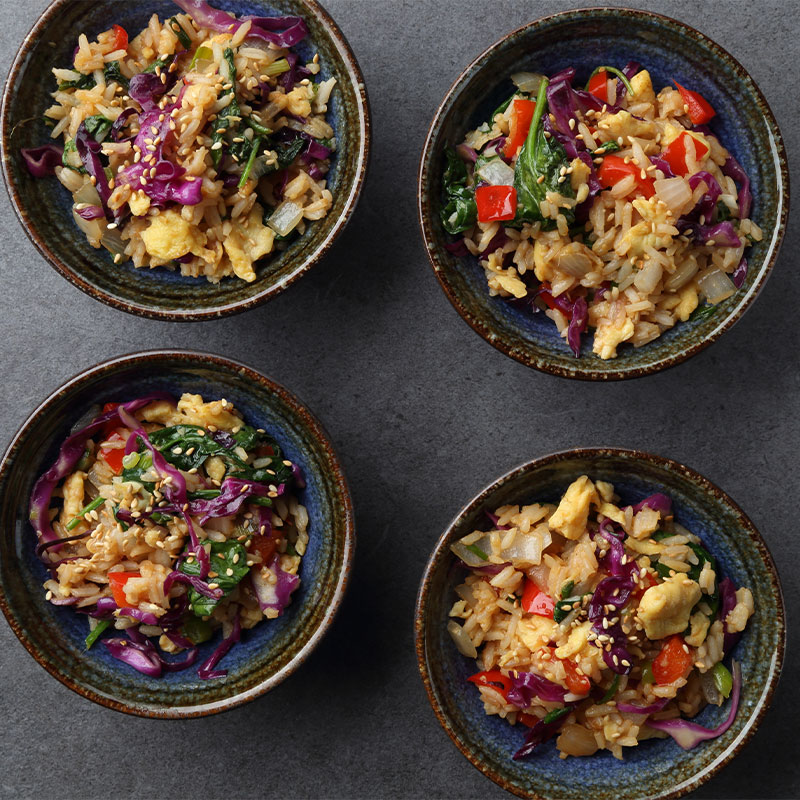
[2,0,368,319]
[417,450,784,799]
[420,9,788,379]
[0,352,353,716]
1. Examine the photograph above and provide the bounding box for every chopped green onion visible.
[189,46,213,70]
[465,543,489,561]
[188,489,221,500]
[238,135,263,188]
[168,16,192,49]
[596,675,620,704]
[182,616,213,644]
[85,618,111,650]
[641,662,655,684]
[553,595,585,624]
[585,66,636,97]
[712,662,733,698]
[121,452,140,470]
[245,118,272,137]
[560,580,575,599]
[261,58,290,77]
[542,706,572,725]
[66,496,105,531]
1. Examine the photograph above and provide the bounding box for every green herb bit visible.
[58,73,96,92]
[641,662,655,684]
[560,580,575,599]
[189,45,213,70]
[168,16,193,48]
[596,674,620,704]
[712,662,733,698]
[182,615,213,644]
[542,706,572,725]
[689,304,717,322]
[245,117,272,137]
[286,542,297,556]
[465,543,489,561]
[261,58,290,77]
[594,140,621,155]
[277,138,305,169]
[66,496,105,531]
[143,55,173,74]
[440,146,477,235]
[103,61,129,91]
[85,618,111,650]
[238,136,264,187]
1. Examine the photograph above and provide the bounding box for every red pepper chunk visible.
[100,432,125,475]
[112,24,129,52]
[521,579,555,618]
[673,81,716,125]
[660,131,710,177]
[467,670,512,700]
[561,658,591,695]
[652,635,694,684]
[475,185,517,223]
[587,70,608,102]
[597,155,655,199]
[108,571,139,607]
[505,99,537,158]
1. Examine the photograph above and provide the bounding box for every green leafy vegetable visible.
[182,616,214,644]
[66,496,105,531]
[277,138,305,169]
[641,662,654,684]
[85,618,111,650]
[689,304,717,322]
[261,58,290,77]
[596,674,620,704]
[513,77,575,229]
[58,73,95,92]
[180,540,249,616]
[491,92,518,122]
[245,117,272,137]
[465,544,489,561]
[560,580,575,599]
[62,139,86,173]
[103,61,129,91]
[542,706,572,725]
[594,140,621,155]
[209,47,241,167]
[167,16,193,48]
[189,45,213,70]
[84,114,114,143]
[143,55,174,74]
[553,594,587,623]
[712,662,733,698]
[715,201,732,222]
[317,137,335,150]
[239,136,264,187]
[440,146,477,235]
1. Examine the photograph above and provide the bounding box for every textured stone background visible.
[0,1,797,798]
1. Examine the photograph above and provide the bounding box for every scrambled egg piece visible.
[638,574,701,640]
[597,501,626,527]
[617,196,674,257]
[685,611,711,647]
[597,110,657,142]
[141,209,210,263]
[128,190,151,217]
[631,507,661,540]
[593,313,635,360]
[548,476,598,540]
[60,470,87,531]
[554,621,590,660]
[675,283,699,321]
[222,204,276,282]
[517,614,559,652]
[285,86,312,117]
[140,393,243,431]
[629,70,656,104]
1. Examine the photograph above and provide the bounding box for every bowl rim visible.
[0,348,356,717]
[414,446,786,799]
[417,6,790,381]
[0,0,371,322]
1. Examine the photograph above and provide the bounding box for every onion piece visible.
[557,248,593,278]
[497,529,551,567]
[267,200,303,237]
[313,77,337,112]
[447,620,477,658]
[72,207,103,247]
[450,535,492,567]
[698,269,736,304]
[476,158,515,187]
[654,176,692,216]
[511,72,545,94]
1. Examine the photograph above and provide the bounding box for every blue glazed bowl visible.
[1,0,370,320]
[415,448,785,799]
[0,351,355,716]
[418,8,789,380]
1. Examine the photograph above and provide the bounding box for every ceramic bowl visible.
[0,351,355,716]
[415,448,784,799]
[418,8,789,380]
[1,0,370,320]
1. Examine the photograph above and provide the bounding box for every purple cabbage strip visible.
[587,576,634,674]
[732,258,748,289]
[89,596,118,618]
[507,671,568,708]
[632,493,672,515]
[512,706,576,760]
[685,171,722,224]
[75,123,114,218]
[191,477,282,524]
[75,205,105,220]
[104,638,162,677]
[163,570,223,601]
[117,607,161,626]
[49,595,78,606]
[647,662,742,749]
[485,510,511,530]
[444,239,469,257]
[29,393,173,550]
[110,108,136,142]
[198,608,242,680]
[722,155,752,220]
[455,143,478,163]
[718,577,742,654]
[20,144,63,178]
[478,227,509,258]
[278,51,312,91]
[650,154,676,178]
[617,697,670,715]
[129,59,179,112]
[566,297,588,358]
[210,429,236,449]
[35,529,92,559]
[676,219,741,247]
[251,553,300,615]
[172,1,308,47]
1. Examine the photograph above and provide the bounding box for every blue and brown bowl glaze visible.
[415,448,784,799]
[1,0,370,320]
[0,351,355,717]
[418,8,789,380]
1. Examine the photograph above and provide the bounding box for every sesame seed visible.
[114,254,122,264]
[207,583,220,590]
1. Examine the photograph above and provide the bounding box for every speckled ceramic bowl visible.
[0,351,355,716]
[1,0,370,320]
[415,448,784,799]
[418,8,789,380]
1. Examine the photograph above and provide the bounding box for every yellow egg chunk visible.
[141,209,204,262]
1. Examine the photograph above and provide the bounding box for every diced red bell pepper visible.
[587,69,608,102]
[111,24,129,52]
[504,99,537,158]
[249,531,278,564]
[100,432,125,475]
[652,635,694,684]
[561,657,591,695]
[108,571,139,607]
[475,185,517,223]
[467,670,512,700]
[597,154,655,199]
[518,711,540,727]
[521,579,555,618]
[660,131,710,177]
[673,81,716,125]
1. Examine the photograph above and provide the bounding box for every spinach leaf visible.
[120,451,154,491]
[103,61,129,91]
[440,146,477,235]
[689,304,717,322]
[210,47,241,167]
[277,138,305,169]
[553,594,587,623]
[560,580,575,599]
[62,140,86,173]
[167,16,193,49]
[58,73,96,92]
[513,77,574,229]
[143,55,174,74]
[84,114,113,143]
[491,92,518,122]
[594,140,621,155]
[182,615,213,644]
[180,540,249,616]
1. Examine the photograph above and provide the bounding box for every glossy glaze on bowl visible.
[0,351,355,717]
[1,0,370,320]
[418,8,789,380]
[415,449,785,799]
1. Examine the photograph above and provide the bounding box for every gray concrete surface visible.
[0,1,797,798]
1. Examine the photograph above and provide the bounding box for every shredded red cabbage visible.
[507,671,568,707]
[117,607,161,625]
[171,0,308,47]
[163,569,222,601]
[684,171,722,224]
[197,609,241,680]
[75,205,105,220]
[732,258,748,289]
[251,553,300,615]
[192,477,281,524]
[20,144,63,177]
[512,706,575,760]
[455,143,478,163]
[105,637,163,677]
[75,123,114,218]
[485,510,510,530]
[110,108,136,142]
[676,219,741,247]
[444,239,470,257]
[617,697,670,715]
[722,156,752,220]
[566,297,588,358]
[587,576,634,674]
[647,661,741,749]
[632,493,672,515]
[89,596,118,618]
[650,154,676,178]
[478,227,509,258]
[718,577,741,654]
[129,61,179,112]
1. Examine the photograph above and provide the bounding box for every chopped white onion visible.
[313,77,337,113]
[654,176,692,216]
[557,249,593,278]
[450,535,492,567]
[664,258,699,291]
[698,268,736,304]
[455,583,477,607]
[73,182,102,207]
[72,207,103,247]
[476,158,515,187]
[267,201,304,237]
[633,259,663,294]
[101,226,126,257]
[56,166,84,193]
[497,529,551,567]
[511,72,545,95]
[447,620,477,658]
